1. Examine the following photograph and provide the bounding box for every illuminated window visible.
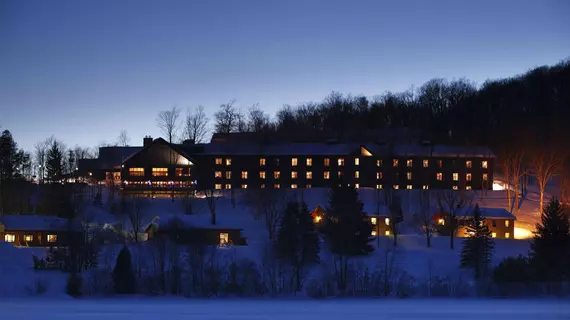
[215,158,222,165]
[225,158,232,166]
[466,173,472,181]
[175,168,182,176]
[466,160,472,168]
[393,159,399,167]
[407,172,412,180]
[437,160,443,168]
[385,230,391,236]
[291,171,298,179]
[384,218,390,225]
[452,186,458,190]
[261,184,265,188]
[292,158,298,166]
[241,184,248,189]
[291,184,298,189]
[423,160,429,168]
[225,184,231,189]
[274,184,280,188]
[355,171,359,178]
[306,172,312,179]
[355,183,360,188]
[260,171,266,179]
[466,186,472,190]
[260,158,266,166]
[407,185,412,190]
[215,184,222,190]
[24,234,33,242]
[338,171,343,177]
[306,158,312,166]
[306,184,312,188]
[505,232,510,239]
[371,217,377,225]
[491,232,496,238]
[393,185,399,190]
[377,160,382,167]
[241,171,248,179]
[324,158,330,166]
[47,234,57,243]
[219,233,229,245]
[354,158,360,166]
[152,168,168,177]
[324,171,330,179]
[129,168,144,176]
[4,234,15,243]
[505,220,510,227]
[376,184,383,189]
[483,173,488,181]
[215,171,222,178]
[338,158,344,166]
[438,219,445,225]
[482,160,488,169]
[377,172,383,179]
[274,171,281,179]
[406,159,413,167]
[436,172,443,181]
[453,173,459,181]
[422,185,429,190]
[225,171,231,179]
[371,231,377,236]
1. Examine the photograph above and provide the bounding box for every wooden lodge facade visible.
[0,215,79,247]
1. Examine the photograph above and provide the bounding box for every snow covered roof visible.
[455,207,516,220]
[147,213,245,231]
[0,215,73,231]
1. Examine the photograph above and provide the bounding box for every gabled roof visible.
[437,206,516,220]
[120,138,197,165]
[99,146,142,169]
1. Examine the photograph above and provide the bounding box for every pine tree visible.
[530,199,570,282]
[113,246,136,294]
[321,182,373,291]
[460,204,494,280]
[46,141,64,182]
[275,200,320,292]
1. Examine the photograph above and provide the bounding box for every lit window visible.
[371,231,377,236]
[466,186,472,190]
[261,184,265,188]
[505,233,510,239]
[152,168,168,177]
[324,158,330,166]
[453,173,459,181]
[292,158,298,166]
[355,183,360,188]
[385,230,391,236]
[324,171,330,179]
[483,173,488,181]
[291,171,298,179]
[385,218,390,225]
[376,184,383,189]
[215,158,222,165]
[407,185,412,190]
[219,233,229,245]
[436,172,443,181]
[225,171,231,179]
[338,171,343,177]
[371,217,377,225]
[466,160,472,168]
[437,160,443,168]
[306,184,312,188]
[377,172,383,179]
[377,160,382,167]
[393,159,399,167]
[241,184,248,189]
[422,185,429,190]
[260,158,266,166]
[466,173,472,181]
[393,185,399,190]
[175,168,183,176]
[215,171,222,178]
[306,158,312,166]
[406,159,413,167]
[215,184,222,190]
[505,220,510,227]
[291,184,298,189]
[355,158,360,166]
[438,219,445,225]
[491,232,496,238]
[423,160,429,168]
[274,184,280,188]
[306,172,312,179]
[482,160,488,169]
[129,168,144,177]
[274,171,280,179]
[241,171,248,179]
[260,171,266,179]
[4,234,15,243]
[355,171,359,178]
[47,234,57,243]
[225,184,231,189]
[452,186,458,190]
[407,172,412,180]
[338,158,344,166]
[24,234,33,242]
[225,158,232,166]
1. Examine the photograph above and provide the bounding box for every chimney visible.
[143,136,153,147]
[182,139,195,145]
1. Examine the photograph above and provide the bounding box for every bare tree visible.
[531,149,560,215]
[436,190,472,249]
[501,148,527,213]
[156,106,181,143]
[33,136,54,182]
[214,100,238,134]
[203,188,220,225]
[116,130,131,147]
[127,196,148,243]
[247,104,270,133]
[245,189,288,240]
[412,190,434,248]
[183,106,209,143]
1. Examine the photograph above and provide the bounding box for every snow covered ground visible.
[1,299,569,319]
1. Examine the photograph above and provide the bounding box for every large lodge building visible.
[78,130,496,197]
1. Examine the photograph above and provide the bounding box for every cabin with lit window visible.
[433,207,516,239]
[0,215,80,247]
[145,218,246,246]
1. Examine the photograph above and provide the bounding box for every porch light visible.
[124,181,129,185]
[438,218,445,225]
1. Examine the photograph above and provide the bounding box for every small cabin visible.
[433,207,516,239]
[311,203,392,237]
[145,218,246,246]
[0,215,80,247]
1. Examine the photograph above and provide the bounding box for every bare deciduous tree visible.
[34,136,54,182]
[501,148,527,213]
[531,149,560,215]
[245,189,288,240]
[183,106,209,143]
[436,190,472,249]
[127,196,148,243]
[412,190,434,248]
[247,104,270,133]
[203,188,220,225]
[214,100,238,134]
[116,130,131,147]
[156,106,181,143]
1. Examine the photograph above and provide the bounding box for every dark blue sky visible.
[1,0,569,152]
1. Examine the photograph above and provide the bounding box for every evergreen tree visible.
[530,199,570,282]
[46,140,64,182]
[113,246,136,294]
[0,130,24,215]
[66,272,82,297]
[460,205,494,280]
[321,182,373,291]
[275,200,320,292]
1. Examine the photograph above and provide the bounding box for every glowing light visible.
[438,219,445,225]
[514,227,533,239]
[314,216,323,223]
[493,182,505,191]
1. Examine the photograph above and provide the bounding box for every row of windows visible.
[128,167,191,177]
[215,170,488,181]
[214,183,480,190]
[4,234,57,243]
[215,157,489,169]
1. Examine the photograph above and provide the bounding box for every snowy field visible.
[1,299,569,319]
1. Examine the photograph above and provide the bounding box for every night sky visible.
[1,0,569,151]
